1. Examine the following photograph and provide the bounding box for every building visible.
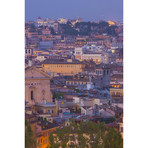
[75,47,101,63]
[33,101,58,117]
[26,36,40,48]
[75,46,109,64]
[39,40,53,50]
[75,38,87,47]
[36,123,58,148]
[25,48,34,58]
[25,67,53,105]
[42,60,85,76]
[110,84,123,103]
[95,64,110,88]
[37,55,46,62]
[25,113,38,139]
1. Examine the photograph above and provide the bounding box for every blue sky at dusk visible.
[25,0,123,22]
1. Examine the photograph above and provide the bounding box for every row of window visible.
[83,57,101,60]
[110,85,122,88]
[66,81,92,85]
[76,52,81,55]
[37,109,54,114]
[111,92,123,96]
[26,83,38,86]
[37,138,47,145]
[25,49,32,54]
[44,65,82,68]
[96,70,103,74]
[96,70,110,75]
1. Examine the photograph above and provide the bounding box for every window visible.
[103,70,105,75]
[31,91,34,100]
[107,70,109,75]
[48,110,53,114]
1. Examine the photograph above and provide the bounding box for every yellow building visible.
[75,38,87,47]
[110,84,123,101]
[42,60,85,76]
[37,127,58,148]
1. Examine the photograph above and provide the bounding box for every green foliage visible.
[98,21,109,28]
[103,128,123,148]
[60,23,78,35]
[53,92,64,100]
[25,120,36,148]
[106,26,118,36]
[49,121,123,148]
[74,88,80,93]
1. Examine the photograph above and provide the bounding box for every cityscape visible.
[25,16,123,148]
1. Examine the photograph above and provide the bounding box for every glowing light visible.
[108,21,115,26]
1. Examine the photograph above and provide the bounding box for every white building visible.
[75,46,109,64]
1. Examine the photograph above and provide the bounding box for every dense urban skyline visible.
[25,1,123,147]
[25,0,123,22]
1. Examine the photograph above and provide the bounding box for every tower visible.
[74,47,83,60]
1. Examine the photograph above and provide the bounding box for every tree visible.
[53,92,64,100]
[103,128,123,148]
[106,26,118,36]
[25,120,36,148]
[74,88,80,93]
[49,121,123,148]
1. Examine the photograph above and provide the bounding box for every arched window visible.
[31,91,34,100]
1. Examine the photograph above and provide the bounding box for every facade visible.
[95,64,110,88]
[25,67,53,105]
[75,47,102,63]
[39,41,53,50]
[36,126,58,148]
[42,60,85,76]
[36,18,59,32]
[25,48,33,58]
[37,55,46,62]
[75,38,87,47]
[110,84,123,101]
[75,47,109,64]
[33,102,57,117]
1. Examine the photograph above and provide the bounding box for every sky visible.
[25,0,123,22]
